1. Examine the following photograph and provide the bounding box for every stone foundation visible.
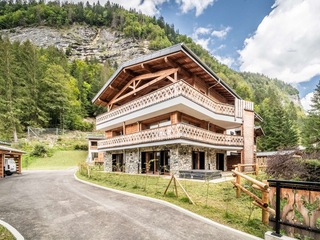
[103,144,227,175]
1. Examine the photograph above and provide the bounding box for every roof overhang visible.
[92,43,242,106]
[0,145,26,155]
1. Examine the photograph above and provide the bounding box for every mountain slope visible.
[0,1,304,150]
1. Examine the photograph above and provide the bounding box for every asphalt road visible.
[0,170,262,240]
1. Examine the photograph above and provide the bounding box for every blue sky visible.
[85,0,320,111]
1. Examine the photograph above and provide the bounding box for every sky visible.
[83,0,320,111]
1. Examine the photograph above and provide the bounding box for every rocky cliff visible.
[0,24,151,64]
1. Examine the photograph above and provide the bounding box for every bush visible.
[266,152,308,180]
[74,144,88,150]
[304,160,320,182]
[30,144,52,157]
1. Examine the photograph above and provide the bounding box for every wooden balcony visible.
[96,81,250,127]
[98,123,243,149]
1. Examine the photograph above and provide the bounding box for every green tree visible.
[40,64,81,130]
[0,37,22,141]
[302,81,320,151]
[257,94,299,151]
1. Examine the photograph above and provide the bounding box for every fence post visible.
[236,169,241,198]
[262,180,269,224]
[255,163,259,176]
[274,181,282,236]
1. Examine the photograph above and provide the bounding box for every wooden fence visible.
[232,167,275,224]
[232,163,267,176]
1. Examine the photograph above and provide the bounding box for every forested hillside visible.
[0,0,307,151]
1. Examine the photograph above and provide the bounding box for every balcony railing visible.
[98,123,244,149]
[96,80,241,126]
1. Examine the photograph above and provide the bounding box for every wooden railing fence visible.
[232,167,275,224]
[232,163,267,176]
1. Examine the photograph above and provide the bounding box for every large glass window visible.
[141,151,170,174]
[112,154,124,172]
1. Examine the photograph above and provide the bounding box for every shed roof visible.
[0,145,26,154]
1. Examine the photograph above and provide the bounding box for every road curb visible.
[74,172,263,240]
[0,219,24,240]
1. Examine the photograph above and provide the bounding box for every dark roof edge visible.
[92,43,244,104]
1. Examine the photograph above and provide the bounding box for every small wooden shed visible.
[0,144,25,178]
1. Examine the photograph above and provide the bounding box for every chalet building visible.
[87,136,105,165]
[92,43,260,175]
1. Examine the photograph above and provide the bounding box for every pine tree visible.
[0,37,22,141]
[257,94,299,151]
[302,81,320,150]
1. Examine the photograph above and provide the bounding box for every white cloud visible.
[239,0,320,84]
[191,27,212,50]
[191,26,231,51]
[194,27,211,35]
[104,0,167,16]
[175,0,215,16]
[211,26,231,39]
[215,55,235,68]
[301,92,314,112]
[195,38,211,50]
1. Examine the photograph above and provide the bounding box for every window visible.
[112,154,124,172]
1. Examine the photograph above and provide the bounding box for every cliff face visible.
[0,24,151,64]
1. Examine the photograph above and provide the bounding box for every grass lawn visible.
[0,225,15,240]
[77,165,272,238]
[23,150,87,170]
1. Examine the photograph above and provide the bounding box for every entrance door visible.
[216,153,224,171]
[192,151,205,169]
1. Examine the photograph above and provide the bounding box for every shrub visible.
[74,144,88,150]
[30,144,52,157]
[266,152,308,180]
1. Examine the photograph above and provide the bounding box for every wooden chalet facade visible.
[92,43,258,175]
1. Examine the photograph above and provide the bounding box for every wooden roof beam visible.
[140,63,153,73]
[164,57,192,79]
[111,68,178,106]
[123,68,137,77]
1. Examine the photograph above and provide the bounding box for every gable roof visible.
[92,43,242,106]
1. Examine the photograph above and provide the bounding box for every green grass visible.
[77,165,272,238]
[23,150,87,170]
[0,225,15,240]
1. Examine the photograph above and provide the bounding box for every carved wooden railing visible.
[96,80,243,126]
[98,123,243,149]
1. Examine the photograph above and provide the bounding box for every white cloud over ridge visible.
[301,92,314,112]
[175,0,215,16]
[211,27,231,39]
[103,0,214,17]
[191,26,231,51]
[106,0,167,16]
[239,0,320,84]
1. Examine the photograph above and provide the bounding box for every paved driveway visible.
[0,170,262,240]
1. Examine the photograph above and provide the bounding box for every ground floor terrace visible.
[102,144,242,176]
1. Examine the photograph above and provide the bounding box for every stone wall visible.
[124,149,139,174]
[104,152,112,172]
[103,144,227,175]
